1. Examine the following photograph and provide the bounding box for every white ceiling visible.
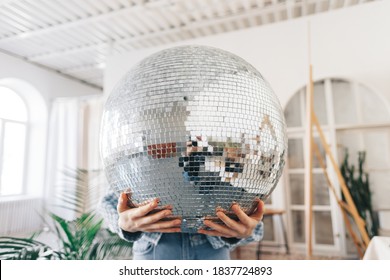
[0,0,378,89]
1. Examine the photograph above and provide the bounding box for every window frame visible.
[283,78,390,256]
[0,87,30,197]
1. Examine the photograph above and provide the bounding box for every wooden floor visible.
[230,242,346,260]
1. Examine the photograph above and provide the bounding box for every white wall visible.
[105,0,390,109]
[0,51,102,200]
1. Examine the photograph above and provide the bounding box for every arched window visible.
[0,86,29,196]
[0,79,47,236]
[284,78,390,255]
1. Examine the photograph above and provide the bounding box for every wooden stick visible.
[304,21,314,258]
[312,113,370,248]
[312,141,339,202]
[339,201,353,215]
[304,68,314,258]
[341,208,365,259]
[302,20,369,258]
[313,141,365,256]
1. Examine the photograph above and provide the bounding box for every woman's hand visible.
[198,199,264,239]
[117,193,182,233]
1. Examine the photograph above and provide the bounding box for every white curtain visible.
[45,96,105,220]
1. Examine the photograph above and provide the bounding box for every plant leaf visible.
[0,237,54,260]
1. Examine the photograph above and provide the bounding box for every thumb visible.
[251,199,265,221]
[117,192,130,213]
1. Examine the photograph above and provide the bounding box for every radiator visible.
[0,197,44,236]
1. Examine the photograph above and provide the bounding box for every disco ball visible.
[101,45,287,232]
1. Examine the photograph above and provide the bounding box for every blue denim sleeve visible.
[99,191,142,242]
[205,221,264,250]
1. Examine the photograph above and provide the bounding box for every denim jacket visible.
[100,191,263,250]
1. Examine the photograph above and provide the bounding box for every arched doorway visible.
[283,78,390,256]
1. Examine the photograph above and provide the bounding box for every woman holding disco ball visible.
[100,46,286,260]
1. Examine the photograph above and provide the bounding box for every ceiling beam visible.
[0,0,166,42]
[0,47,102,89]
[28,2,299,61]
[6,0,370,61]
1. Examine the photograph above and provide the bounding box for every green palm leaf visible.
[0,237,54,260]
[87,230,132,260]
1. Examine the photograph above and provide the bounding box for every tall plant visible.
[340,150,379,237]
[0,168,132,260]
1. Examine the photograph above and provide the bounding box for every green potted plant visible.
[0,168,132,260]
[340,150,379,238]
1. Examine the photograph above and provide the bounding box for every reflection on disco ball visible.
[100,45,287,232]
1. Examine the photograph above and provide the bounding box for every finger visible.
[203,220,236,237]
[216,211,246,234]
[249,199,265,221]
[132,199,159,218]
[117,193,130,213]
[142,219,182,231]
[135,209,173,227]
[230,203,253,226]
